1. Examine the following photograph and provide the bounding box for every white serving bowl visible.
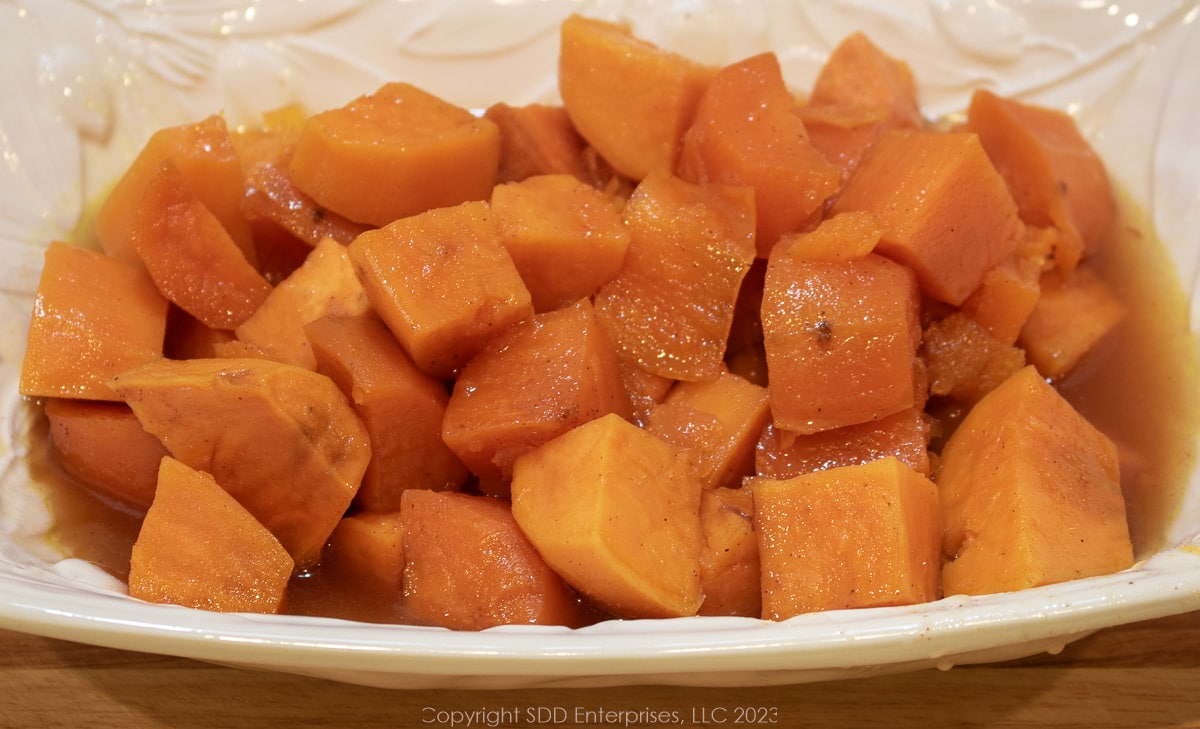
[1,0,1197,690]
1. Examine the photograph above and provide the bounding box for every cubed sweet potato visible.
[1019,264,1125,381]
[755,408,931,479]
[697,486,761,617]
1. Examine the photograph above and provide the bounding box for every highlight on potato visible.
[18,13,1191,630]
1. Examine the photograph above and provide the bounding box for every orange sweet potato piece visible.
[128,456,293,613]
[938,365,1134,595]
[484,102,590,183]
[752,456,942,619]
[800,32,923,180]
[442,299,632,495]
[110,357,370,568]
[677,52,840,256]
[491,174,630,312]
[305,315,468,511]
[643,368,771,490]
[20,242,169,401]
[289,82,500,226]
[232,236,371,369]
[242,158,371,248]
[923,311,1027,405]
[1019,264,1126,381]
[772,210,882,262]
[960,253,1042,346]
[593,170,756,380]
[163,307,236,360]
[755,408,931,479]
[830,130,1022,305]
[43,399,170,511]
[130,160,273,330]
[697,486,761,617]
[762,236,922,434]
[401,490,585,630]
[966,89,1116,272]
[290,512,407,624]
[96,114,255,265]
[348,200,533,378]
[510,413,703,618]
[558,14,714,181]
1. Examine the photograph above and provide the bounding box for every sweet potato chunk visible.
[752,456,942,618]
[348,200,533,378]
[289,512,406,624]
[698,486,760,617]
[1019,264,1125,381]
[491,174,630,312]
[241,158,370,248]
[289,82,500,226]
[800,32,923,180]
[96,114,254,265]
[922,311,1027,405]
[960,253,1042,346]
[594,170,756,380]
[128,457,293,613]
[755,408,931,479]
[232,236,371,369]
[130,160,273,330]
[43,399,170,511]
[643,368,770,490]
[510,413,703,618]
[401,490,584,630]
[442,299,631,495]
[484,103,591,183]
[938,366,1133,595]
[110,357,370,567]
[677,52,840,256]
[966,89,1116,271]
[762,242,921,434]
[20,242,169,401]
[830,130,1022,305]
[558,14,713,181]
[305,315,467,511]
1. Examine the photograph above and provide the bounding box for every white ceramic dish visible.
[1,0,1198,690]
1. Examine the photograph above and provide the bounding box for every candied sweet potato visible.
[677,52,840,256]
[966,89,1116,271]
[1019,264,1125,381]
[20,242,169,401]
[752,456,942,618]
[697,486,761,617]
[484,102,591,183]
[442,299,631,495]
[558,14,713,181]
[128,457,294,614]
[348,200,533,378]
[593,170,756,380]
[241,158,370,248]
[491,174,630,312]
[305,315,468,511]
[289,82,500,226]
[762,238,922,434]
[401,490,585,630]
[43,399,170,511]
[110,357,370,567]
[290,512,407,624]
[937,366,1133,595]
[922,311,1027,405]
[130,160,272,330]
[510,413,703,618]
[830,130,1022,305]
[755,408,931,479]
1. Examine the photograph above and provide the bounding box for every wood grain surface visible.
[3,609,1199,728]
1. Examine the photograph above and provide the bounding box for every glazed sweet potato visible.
[938,366,1133,595]
[510,413,703,618]
[593,170,756,381]
[305,314,468,511]
[128,457,293,614]
[289,82,500,226]
[484,103,591,183]
[110,357,370,568]
[290,512,407,624]
[1019,264,1126,381]
[401,489,585,630]
[348,200,533,378]
[558,14,713,181]
[441,299,632,495]
[677,52,840,256]
[754,408,931,479]
[697,486,760,617]
[43,399,170,511]
[752,456,942,619]
[830,130,1022,305]
[20,242,169,401]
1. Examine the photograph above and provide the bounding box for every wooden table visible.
[3,610,1199,729]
